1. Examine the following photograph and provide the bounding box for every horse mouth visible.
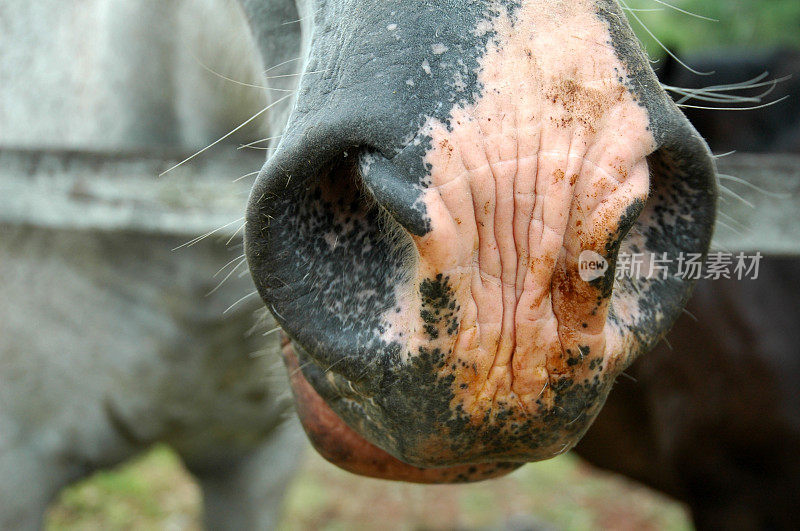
[281,336,522,483]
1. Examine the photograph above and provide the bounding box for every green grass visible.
[49,445,691,530]
[46,446,201,531]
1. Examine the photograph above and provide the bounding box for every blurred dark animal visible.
[576,259,800,530]
[657,48,800,153]
[576,47,800,530]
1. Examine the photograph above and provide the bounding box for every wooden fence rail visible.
[1,148,798,254]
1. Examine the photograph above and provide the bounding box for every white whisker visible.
[622,7,663,12]
[226,222,246,246]
[718,184,755,208]
[188,47,297,91]
[677,95,789,112]
[567,411,585,426]
[263,326,282,337]
[269,303,285,321]
[264,56,302,74]
[651,0,718,21]
[718,173,791,198]
[264,69,327,80]
[238,136,283,150]
[682,308,699,322]
[619,0,713,76]
[159,93,292,177]
[207,258,248,296]
[666,74,790,106]
[290,359,318,377]
[223,291,259,314]
[233,170,261,183]
[280,8,321,27]
[172,217,244,251]
[718,211,748,232]
[716,219,743,235]
[213,254,246,278]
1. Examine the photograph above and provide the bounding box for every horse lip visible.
[280,334,521,483]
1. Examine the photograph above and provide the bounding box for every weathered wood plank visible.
[0,147,264,237]
[713,153,800,255]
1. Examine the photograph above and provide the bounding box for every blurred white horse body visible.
[0,1,304,529]
[0,0,273,150]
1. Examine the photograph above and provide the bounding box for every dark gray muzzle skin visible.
[240,0,717,470]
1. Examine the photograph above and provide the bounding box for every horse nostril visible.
[245,148,416,384]
[359,151,431,238]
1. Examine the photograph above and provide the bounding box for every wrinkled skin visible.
[241,0,716,481]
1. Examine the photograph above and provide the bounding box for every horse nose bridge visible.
[275,2,503,158]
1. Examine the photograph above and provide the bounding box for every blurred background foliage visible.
[625,0,800,55]
[45,0,799,529]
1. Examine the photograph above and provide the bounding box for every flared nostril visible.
[244,145,418,382]
[358,151,431,238]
